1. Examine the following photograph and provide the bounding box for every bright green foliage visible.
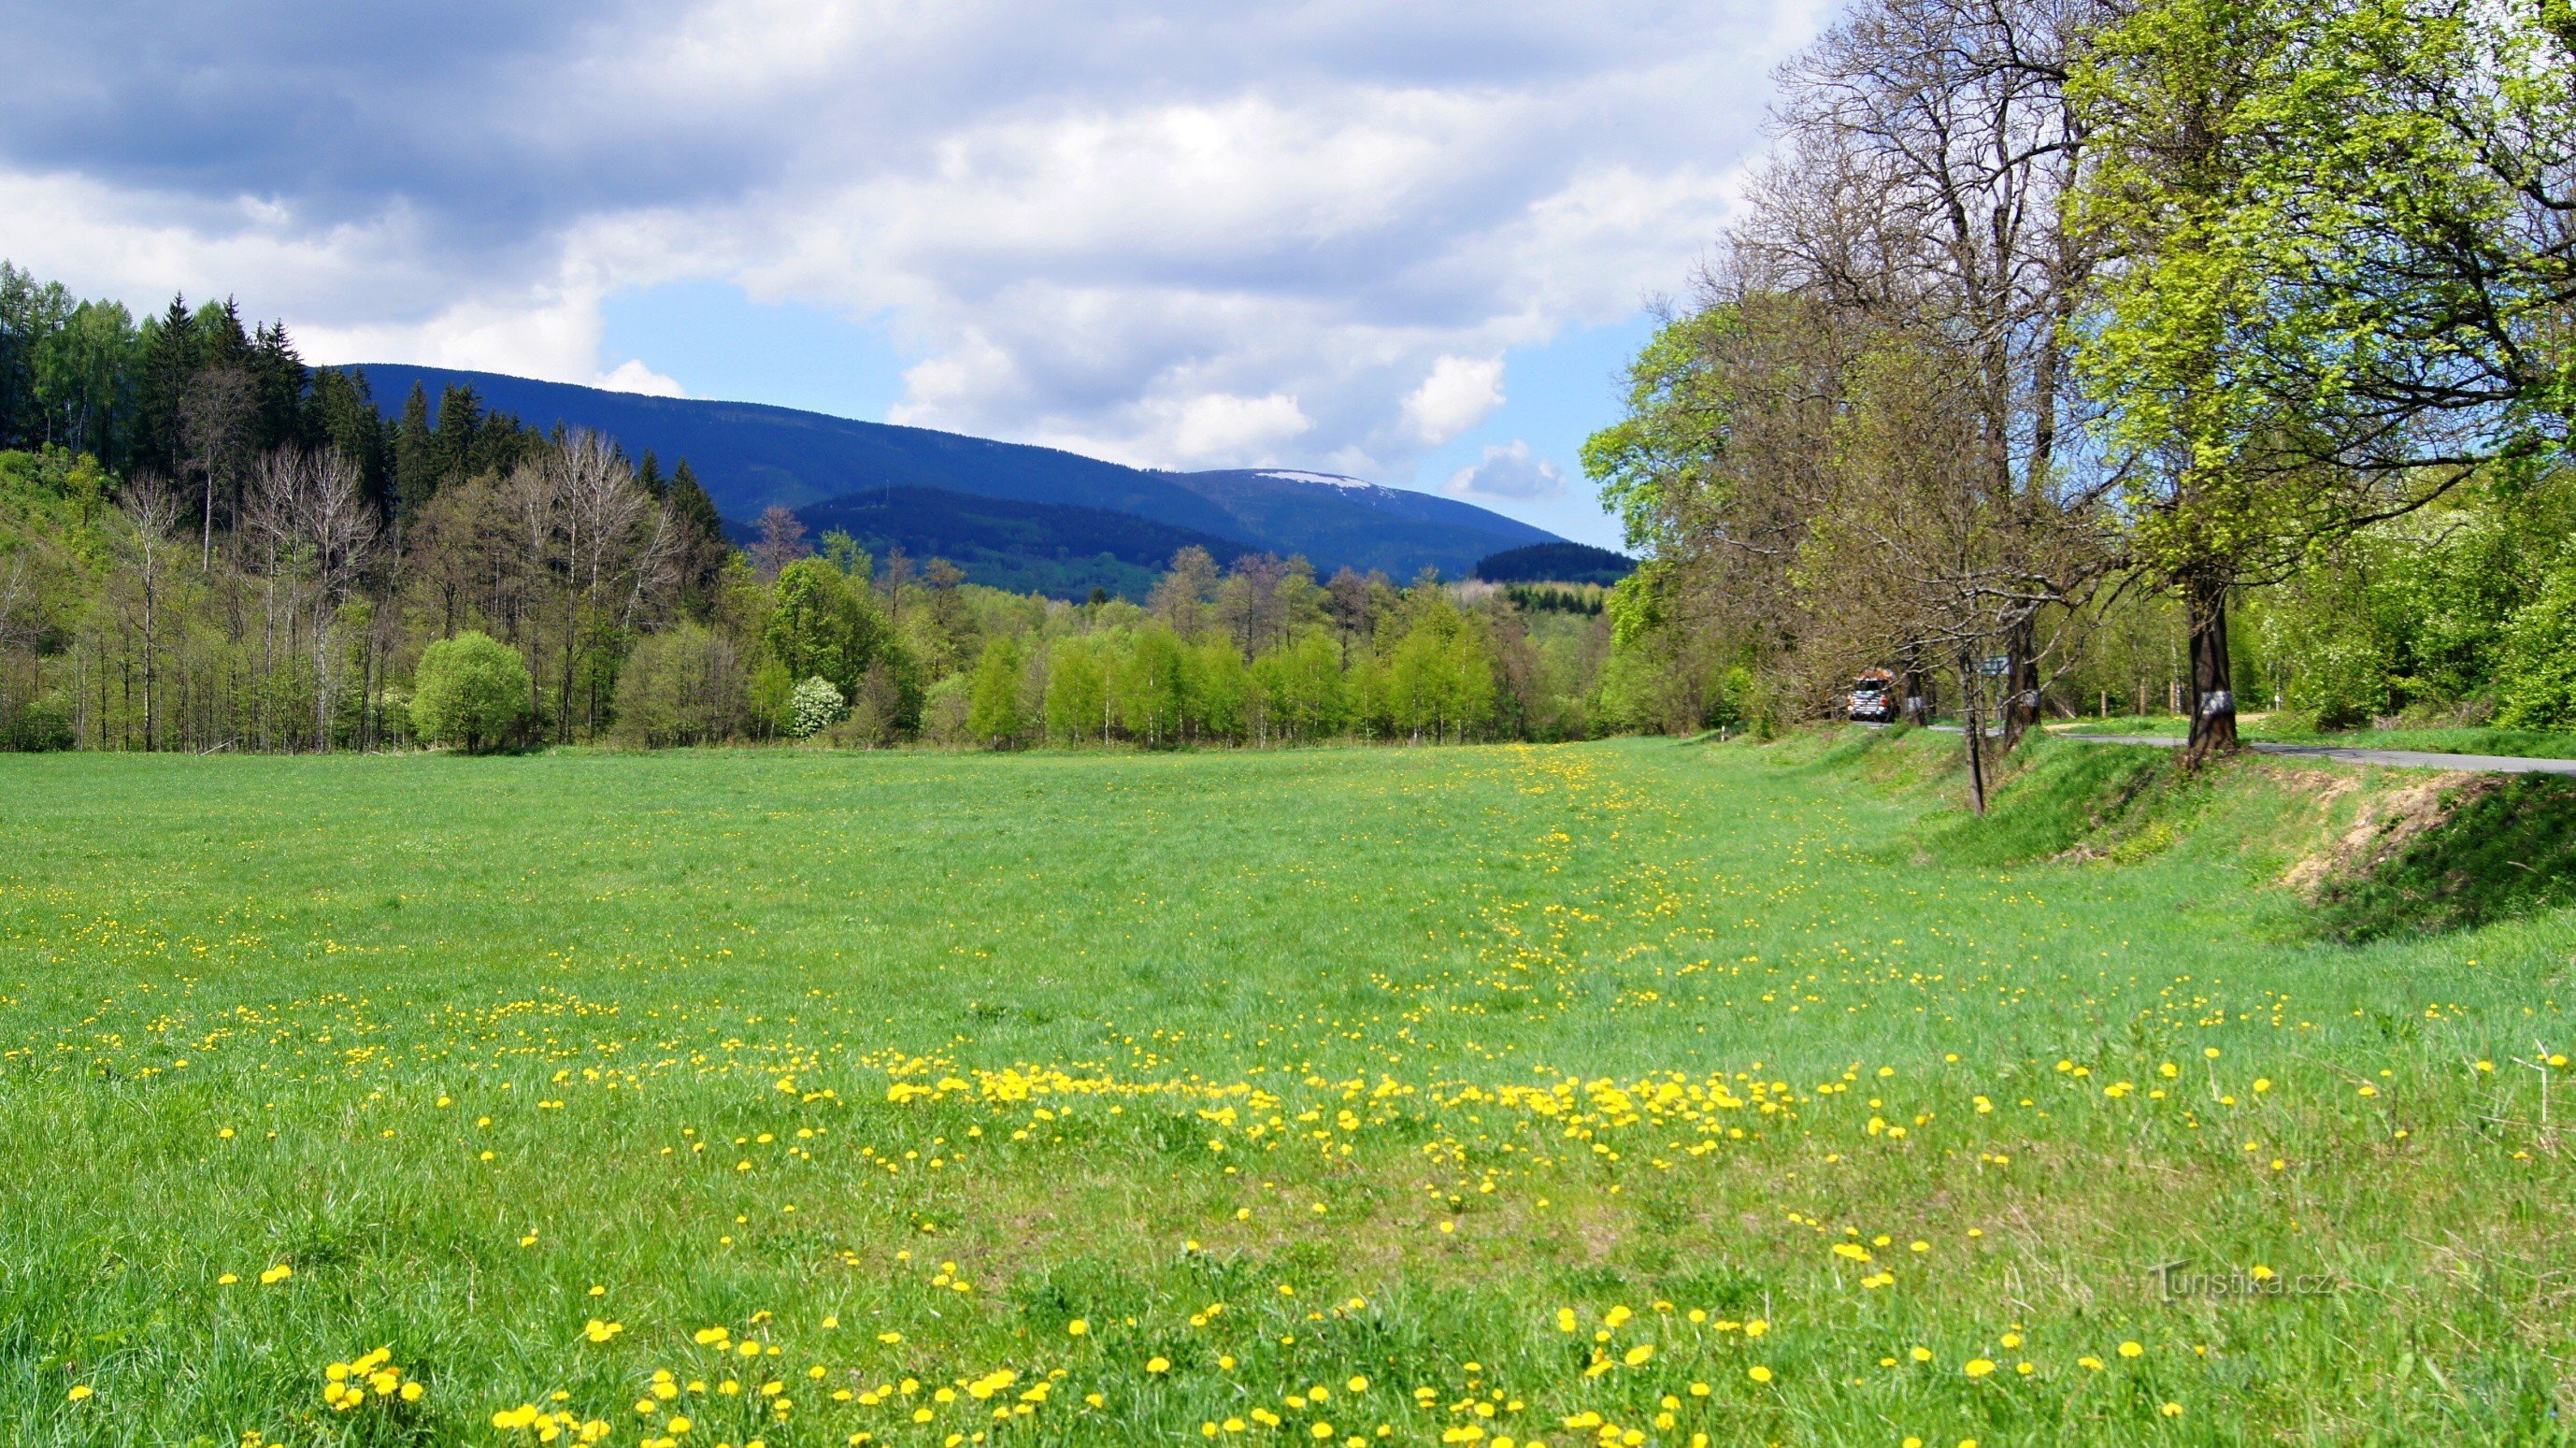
[1380,593,1496,742]
[1581,309,1739,556]
[763,556,891,699]
[1183,638,1249,740]
[2066,0,2317,581]
[1117,624,1188,745]
[1252,628,1346,742]
[1042,636,1109,743]
[2496,567,2576,728]
[612,622,747,747]
[408,631,531,752]
[2070,0,2576,557]
[965,636,1023,746]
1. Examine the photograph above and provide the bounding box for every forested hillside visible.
[776,485,1258,602]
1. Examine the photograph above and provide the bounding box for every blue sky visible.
[0,0,1817,549]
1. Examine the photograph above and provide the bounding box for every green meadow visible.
[2,735,2569,1447]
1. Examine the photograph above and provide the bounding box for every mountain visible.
[769,485,1257,601]
[1471,541,1636,586]
[348,366,1558,579]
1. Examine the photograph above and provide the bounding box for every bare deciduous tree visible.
[500,432,681,739]
[750,504,808,579]
[114,474,188,751]
[180,366,256,570]
[248,447,379,751]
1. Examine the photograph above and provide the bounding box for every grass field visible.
[3,736,2571,1447]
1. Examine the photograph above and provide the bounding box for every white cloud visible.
[1133,391,1315,467]
[595,359,687,396]
[1444,438,1566,499]
[0,0,1820,479]
[1403,355,1506,445]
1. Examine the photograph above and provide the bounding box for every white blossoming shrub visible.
[788,676,846,738]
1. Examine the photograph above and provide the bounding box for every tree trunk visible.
[2000,615,2039,750]
[1898,643,1934,724]
[2182,571,2238,765]
[1957,650,1987,816]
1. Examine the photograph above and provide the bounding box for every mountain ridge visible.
[347,364,1558,579]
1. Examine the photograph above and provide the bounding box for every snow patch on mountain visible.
[1255,469,1378,491]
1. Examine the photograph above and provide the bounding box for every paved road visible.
[1919,723,2576,774]
[2053,732,2576,775]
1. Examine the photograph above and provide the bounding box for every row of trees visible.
[1588,0,2575,803]
[2,267,1641,753]
[618,543,1604,753]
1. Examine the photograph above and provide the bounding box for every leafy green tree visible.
[747,656,794,738]
[410,631,532,753]
[611,621,746,746]
[2496,559,2576,729]
[1044,636,1109,743]
[966,636,1025,747]
[1184,638,1248,742]
[1252,628,1345,743]
[1118,625,1188,746]
[2068,0,2576,759]
[33,300,137,466]
[763,556,888,697]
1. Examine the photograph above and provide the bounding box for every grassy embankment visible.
[2,734,2571,1446]
[2054,713,2576,761]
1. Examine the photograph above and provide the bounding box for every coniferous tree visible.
[0,262,47,447]
[136,296,197,478]
[194,298,251,372]
[433,385,483,488]
[248,321,307,453]
[665,458,728,601]
[304,367,388,511]
[388,383,440,519]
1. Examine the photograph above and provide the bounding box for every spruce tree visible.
[136,296,197,478]
[434,384,483,487]
[193,297,251,370]
[667,458,728,594]
[392,382,438,518]
[249,321,308,453]
[305,367,388,511]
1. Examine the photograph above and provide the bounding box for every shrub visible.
[2495,568,2576,730]
[2,690,75,752]
[922,674,973,747]
[409,632,532,753]
[613,623,747,747]
[788,676,846,738]
[2284,633,2394,731]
